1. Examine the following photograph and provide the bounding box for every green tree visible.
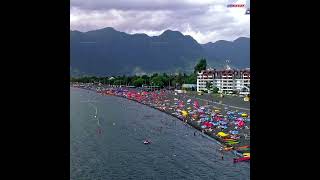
[206,81,212,90]
[160,73,169,87]
[114,80,122,86]
[162,73,168,78]
[175,73,183,87]
[122,75,129,86]
[109,79,115,85]
[141,75,149,85]
[185,73,197,84]
[133,78,144,87]
[151,76,164,87]
[151,73,158,78]
[212,87,219,94]
[102,77,108,84]
[194,58,207,74]
[168,75,174,88]
[126,76,133,86]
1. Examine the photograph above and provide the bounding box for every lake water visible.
[70,87,250,180]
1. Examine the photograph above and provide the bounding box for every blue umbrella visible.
[220,121,228,125]
[230,130,239,135]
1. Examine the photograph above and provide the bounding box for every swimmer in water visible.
[97,128,102,134]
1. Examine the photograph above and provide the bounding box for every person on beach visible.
[194,131,196,136]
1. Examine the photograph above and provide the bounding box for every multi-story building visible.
[197,67,250,94]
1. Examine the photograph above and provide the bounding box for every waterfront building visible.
[182,84,197,91]
[197,66,250,94]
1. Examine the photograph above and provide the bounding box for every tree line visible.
[71,58,208,88]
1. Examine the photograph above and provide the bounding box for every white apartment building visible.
[197,67,250,94]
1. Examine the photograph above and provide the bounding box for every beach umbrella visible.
[181,110,188,117]
[217,132,229,137]
[243,153,250,157]
[230,130,239,135]
[194,100,199,108]
[206,122,213,127]
[220,121,227,125]
[236,117,244,121]
[213,122,219,126]
[241,113,248,117]
[238,121,245,127]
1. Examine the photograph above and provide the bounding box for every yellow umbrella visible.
[217,132,229,137]
[181,110,188,117]
[243,153,250,157]
[241,113,248,117]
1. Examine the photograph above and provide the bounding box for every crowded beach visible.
[72,83,250,163]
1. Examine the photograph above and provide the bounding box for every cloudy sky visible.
[70,0,250,44]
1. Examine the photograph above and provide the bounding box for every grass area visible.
[211,93,221,97]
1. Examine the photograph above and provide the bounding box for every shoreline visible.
[72,86,250,151]
[116,95,235,148]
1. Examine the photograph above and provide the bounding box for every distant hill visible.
[70,27,249,76]
[202,37,250,68]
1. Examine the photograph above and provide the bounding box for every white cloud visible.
[70,0,250,43]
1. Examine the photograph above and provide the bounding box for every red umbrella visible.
[204,122,213,127]
[238,121,245,127]
[194,101,199,109]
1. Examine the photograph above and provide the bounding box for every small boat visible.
[233,157,250,163]
[237,145,250,149]
[223,138,238,141]
[236,149,250,154]
[224,141,238,144]
[143,140,151,144]
[225,141,239,145]
[237,148,250,151]
[233,150,244,157]
[223,147,234,151]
